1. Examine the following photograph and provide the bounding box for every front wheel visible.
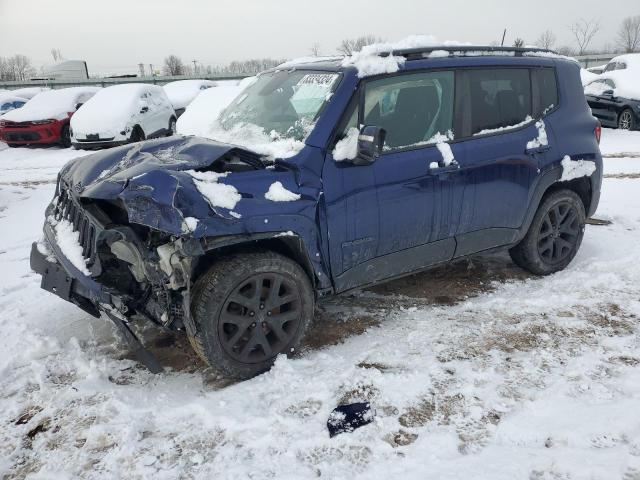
[189,251,314,379]
[618,109,635,131]
[167,117,177,136]
[509,189,586,275]
[60,124,71,148]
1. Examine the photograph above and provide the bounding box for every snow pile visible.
[204,120,306,160]
[341,35,466,78]
[526,120,548,150]
[163,79,216,110]
[71,84,164,138]
[182,217,199,233]
[176,85,244,137]
[560,155,596,181]
[332,127,359,161]
[475,116,533,136]
[187,170,241,211]
[580,68,600,86]
[1,87,100,122]
[51,217,90,275]
[265,181,301,201]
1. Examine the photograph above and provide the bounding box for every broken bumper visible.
[30,222,111,317]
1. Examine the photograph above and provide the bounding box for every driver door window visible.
[362,71,455,150]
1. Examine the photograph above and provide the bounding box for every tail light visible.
[594,123,602,144]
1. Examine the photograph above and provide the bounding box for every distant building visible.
[32,60,89,81]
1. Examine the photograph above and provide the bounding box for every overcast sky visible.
[0,0,637,75]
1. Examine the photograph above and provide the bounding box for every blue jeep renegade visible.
[31,45,603,378]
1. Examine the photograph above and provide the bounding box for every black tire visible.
[189,251,314,379]
[129,126,145,143]
[60,124,71,148]
[618,109,635,131]
[7,143,17,148]
[509,189,586,275]
[167,117,177,137]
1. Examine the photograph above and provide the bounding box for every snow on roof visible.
[278,56,343,69]
[1,86,100,122]
[0,94,28,105]
[163,79,217,110]
[71,83,165,135]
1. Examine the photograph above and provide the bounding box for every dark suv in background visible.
[31,46,602,379]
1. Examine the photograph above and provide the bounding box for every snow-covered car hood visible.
[59,135,319,237]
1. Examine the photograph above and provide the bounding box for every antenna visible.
[501,28,507,46]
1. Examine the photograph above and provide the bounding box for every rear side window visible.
[362,70,455,150]
[532,68,558,117]
[464,68,532,135]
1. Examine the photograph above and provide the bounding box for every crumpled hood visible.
[58,135,322,237]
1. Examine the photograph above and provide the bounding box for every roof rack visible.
[378,45,556,60]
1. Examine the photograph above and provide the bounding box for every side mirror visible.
[75,103,83,110]
[602,89,614,97]
[353,125,386,166]
[140,106,149,114]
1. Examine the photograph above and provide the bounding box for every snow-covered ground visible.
[1,130,639,479]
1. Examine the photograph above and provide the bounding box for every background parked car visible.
[163,79,216,117]
[584,54,640,130]
[0,94,28,115]
[71,83,176,149]
[9,87,50,99]
[0,86,100,147]
[176,82,246,136]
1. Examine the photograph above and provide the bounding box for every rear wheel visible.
[509,189,586,275]
[60,124,71,148]
[618,109,635,131]
[167,117,177,136]
[129,126,145,143]
[189,251,314,379]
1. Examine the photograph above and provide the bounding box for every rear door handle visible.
[428,164,460,175]
[525,144,550,155]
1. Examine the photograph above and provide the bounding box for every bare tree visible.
[616,15,640,53]
[535,30,557,50]
[556,45,576,56]
[569,18,601,55]
[51,48,63,62]
[513,38,525,48]
[1,54,35,81]
[310,42,321,57]
[163,55,185,76]
[337,35,383,55]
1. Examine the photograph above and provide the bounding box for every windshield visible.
[218,70,339,149]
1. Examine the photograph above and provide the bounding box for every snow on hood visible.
[176,85,244,137]
[0,87,100,122]
[71,84,162,137]
[163,79,216,110]
[341,35,469,77]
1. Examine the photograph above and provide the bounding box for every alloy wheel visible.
[537,201,581,264]
[619,110,633,130]
[218,273,301,363]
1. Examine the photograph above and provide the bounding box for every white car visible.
[10,87,50,99]
[71,83,176,149]
[163,79,216,117]
[176,83,245,137]
[0,94,28,115]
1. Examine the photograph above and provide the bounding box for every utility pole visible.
[149,64,154,77]
[192,60,198,76]
[138,63,145,77]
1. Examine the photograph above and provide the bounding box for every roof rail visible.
[377,45,556,60]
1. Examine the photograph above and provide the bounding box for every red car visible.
[0,87,99,148]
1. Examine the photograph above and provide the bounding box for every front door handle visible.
[525,144,550,155]
[428,164,460,176]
